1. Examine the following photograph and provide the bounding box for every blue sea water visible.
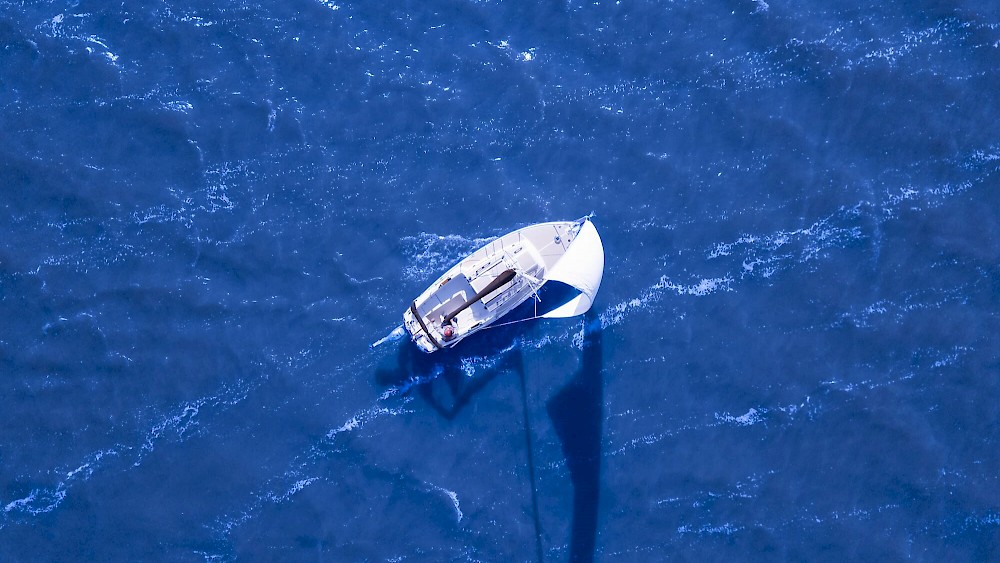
[2,0,999,560]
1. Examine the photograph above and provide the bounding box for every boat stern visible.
[403,303,441,353]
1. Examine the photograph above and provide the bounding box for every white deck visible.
[403,220,593,353]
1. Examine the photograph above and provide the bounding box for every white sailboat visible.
[402,217,605,353]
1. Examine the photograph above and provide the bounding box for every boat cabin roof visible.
[416,273,488,328]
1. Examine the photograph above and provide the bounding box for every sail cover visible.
[540,220,605,318]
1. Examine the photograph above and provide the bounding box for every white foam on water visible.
[134,380,254,465]
[600,275,733,329]
[608,398,814,457]
[214,391,416,538]
[328,409,374,438]
[1,432,117,522]
[715,407,766,427]
[676,522,743,536]
[323,400,413,442]
[1,379,255,526]
[488,38,537,64]
[458,341,518,378]
[964,145,1000,168]
[656,471,774,508]
[931,346,973,369]
[606,421,699,458]
[379,369,443,400]
[854,19,966,67]
[969,513,1000,526]
[572,321,587,350]
[38,13,122,68]
[701,17,1000,95]
[164,100,194,113]
[63,448,117,481]
[881,180,974,218]
[399,232,493,281]
[138,403,203,463]
[3,486,66,518]
[775,502,902,530]
[606,323,973,459]
[425,482,464,523]
[708,207,865,274]
[832,284,975,329]
[267,477,320,504]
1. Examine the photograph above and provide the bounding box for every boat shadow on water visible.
[373,321,525,420]
[374,312,604,563]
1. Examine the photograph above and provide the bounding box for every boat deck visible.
[404,220,588,352]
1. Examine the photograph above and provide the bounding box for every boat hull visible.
[403,219,592,353]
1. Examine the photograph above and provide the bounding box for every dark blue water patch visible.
[547,319,603,563]
[3,0,1000,559]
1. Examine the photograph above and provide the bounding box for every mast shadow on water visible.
[373,309,604,563]
[373,322,547,561]
[547,311,603,563]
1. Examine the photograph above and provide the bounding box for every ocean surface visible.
[2,0,999,560]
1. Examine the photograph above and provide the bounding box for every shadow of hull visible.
[375,320,527,419]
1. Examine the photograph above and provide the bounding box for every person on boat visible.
[442,324,456,341]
